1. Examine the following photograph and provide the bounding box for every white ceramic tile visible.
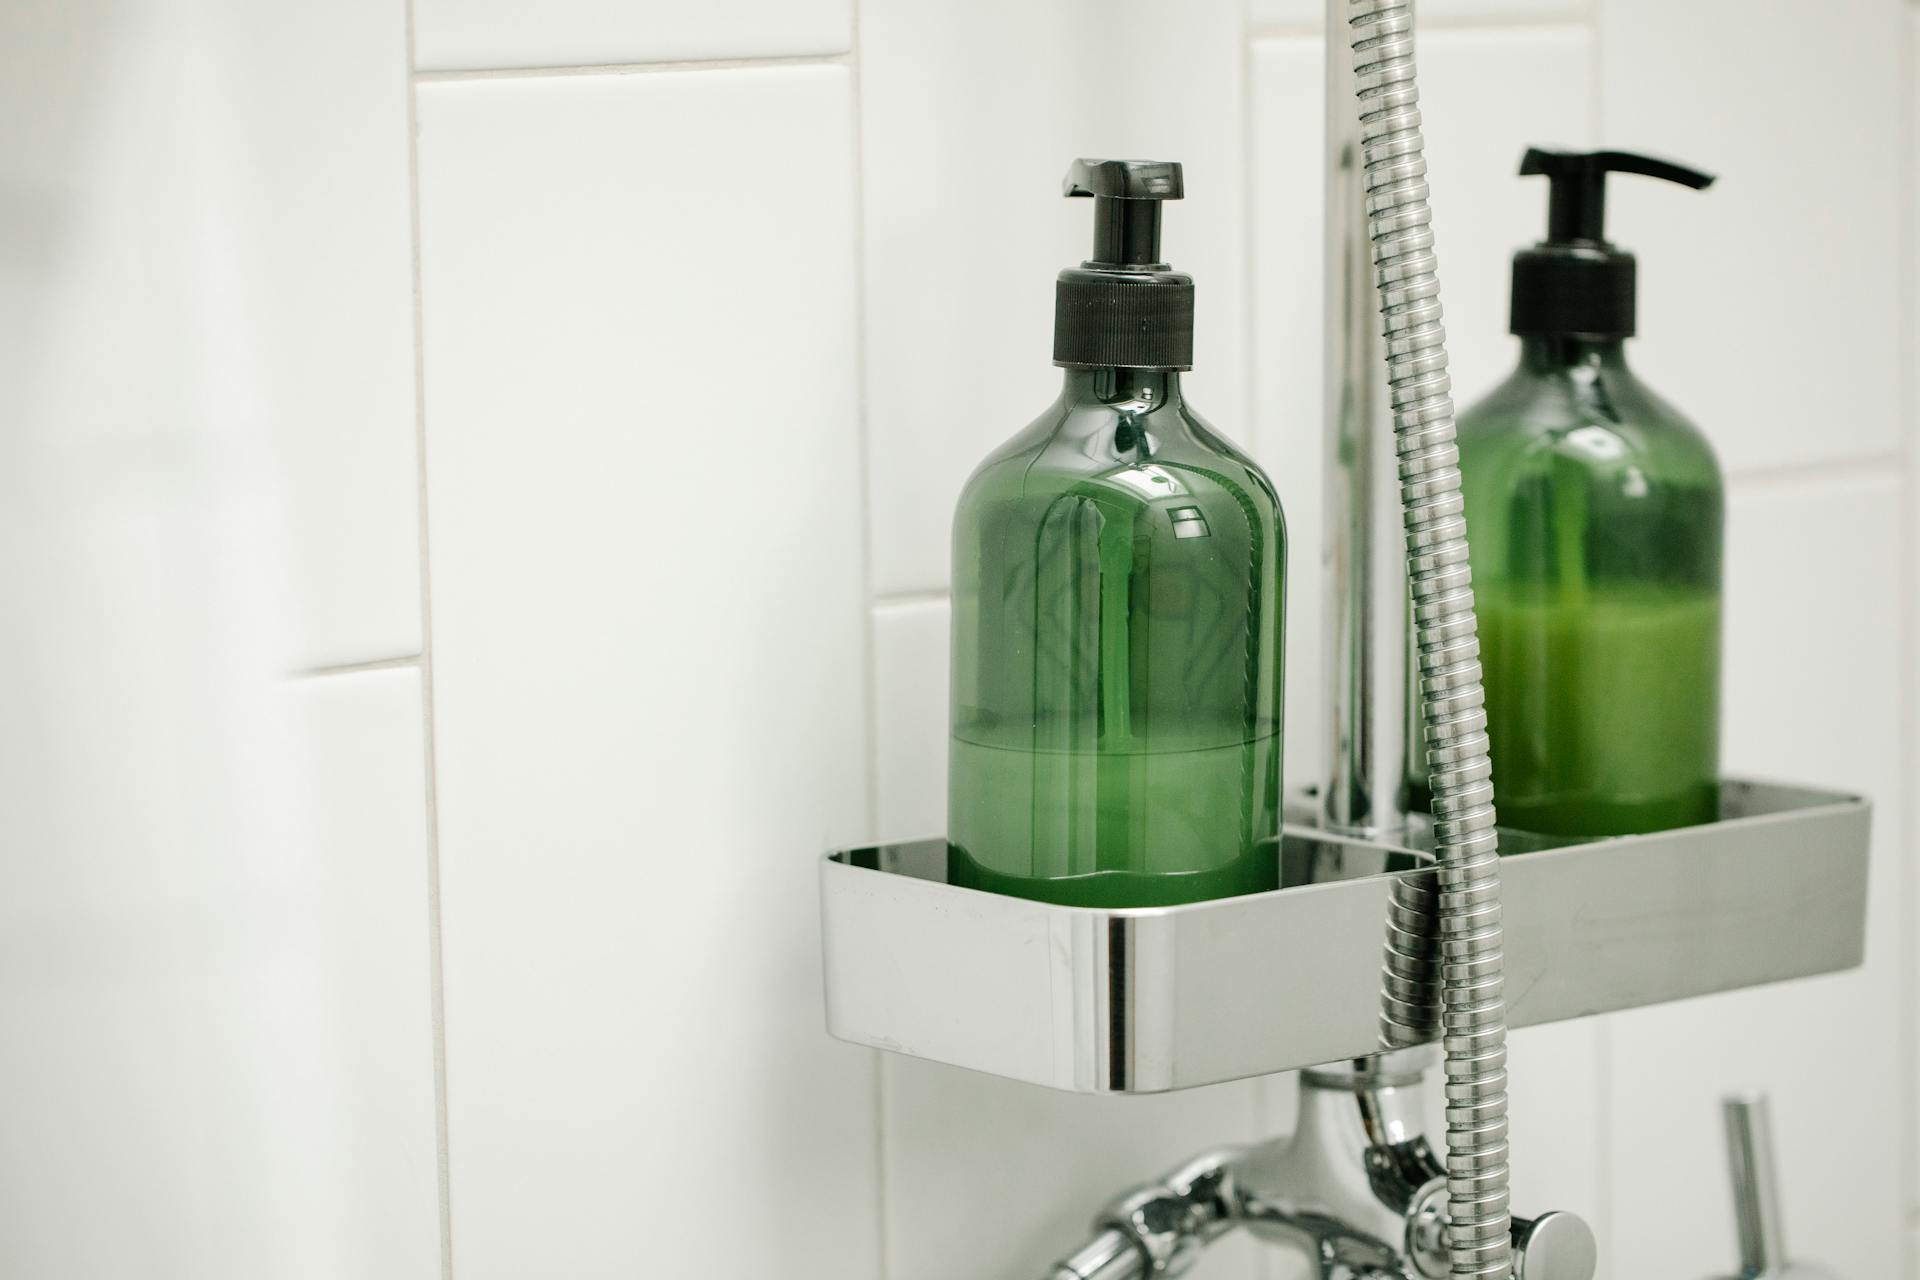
[1250,0,1586,35]
[1598,0,1906,474]
[0,1,418,671]
[277,667,443,1278]
[417,67,878,1279]
[0,546,436,1279]
[861,0,1250,596]
[1419,28,1596,405]
[1505,1022,1608,1245]
[412,0,850,71]
[873,598,950,844]
[1249,37,1327,792]
[1604,476,1906,1280]
[1249,30,1593,789]
[0,6,435,1267]
[883,1059,1268,1280]
[240,1,421,669]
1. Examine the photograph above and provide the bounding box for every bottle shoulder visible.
[957,397,1283,525]
[1458,361,1721,486]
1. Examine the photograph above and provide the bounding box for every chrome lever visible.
[1710,1092,1839,1280]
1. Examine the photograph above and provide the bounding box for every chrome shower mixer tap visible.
[1049,1050,1595,1280]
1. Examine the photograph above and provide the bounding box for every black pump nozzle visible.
[1054,158,1195,371]
[1520,148,1715,244]
[1063,158,1184,268]
[1509,147,1716,340]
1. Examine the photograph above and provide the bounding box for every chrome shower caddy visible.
[820,780,1870,1093]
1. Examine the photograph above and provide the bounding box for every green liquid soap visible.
[948,736,1282,907]
[1478,586,1720,836]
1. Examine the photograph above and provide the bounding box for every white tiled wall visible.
[415,64,880,1279]
[2,0,1916,1277]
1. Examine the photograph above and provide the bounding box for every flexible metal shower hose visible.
[1346,3,1514,1278]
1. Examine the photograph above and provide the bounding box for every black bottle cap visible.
[1053,158,1195,371]
[1509,148,1715,340]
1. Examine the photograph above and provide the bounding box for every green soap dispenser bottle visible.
[1412,148,1723,837]
[947,158,1287,907]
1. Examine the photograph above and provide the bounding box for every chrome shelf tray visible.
[819,779,1870,1094]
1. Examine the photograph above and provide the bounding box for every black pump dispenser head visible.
[1509,147,1715,341]
[1053,158,1195,371]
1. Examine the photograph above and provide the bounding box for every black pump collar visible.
[1509,147,1715,340]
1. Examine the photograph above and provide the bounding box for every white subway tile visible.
[873,598,950,844]
[1418,28,1596,405]
[1502,1022,1608,1249]
[0,649,438,1278]
[1598,0,1907,473]
[0,0,419,671]
[412,0,850,71]
[278,667,443,1279]
[1249,36,1328,793]
[416,67,878,1279]
[1249,29,1594,789]
[860,0,1250,595]
[1604,476,1906,1280]
[248,2,421,669]
[883,1059,1266,1280]
[0,5,432,1266]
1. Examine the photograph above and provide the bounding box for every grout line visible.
[412,50,849,84]
[402,4,457,1277]
[843,1,894,1273]
[1724,451,1905,494]
[290,653,422,680]
[1593,1018,1613,1280]
[1249,13,1587,42]
[1241,3,1261,467]
[871,588,950,611]
[1897,7,1919,1240]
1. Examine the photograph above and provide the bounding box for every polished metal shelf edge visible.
[819,779,1870,1094]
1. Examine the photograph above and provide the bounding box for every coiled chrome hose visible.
[1345,3,1514,1279]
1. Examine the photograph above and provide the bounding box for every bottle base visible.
[945,841,1279,908]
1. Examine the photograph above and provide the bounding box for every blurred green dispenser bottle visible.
[1411,148,1723,837]
[947,159,1287,907]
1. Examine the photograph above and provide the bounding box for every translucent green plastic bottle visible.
[1412,148,1724,838]
[947,160,1286,907]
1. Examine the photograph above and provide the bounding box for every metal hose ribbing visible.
[1379,873,1440,1049]
[1343,3,1513,1279]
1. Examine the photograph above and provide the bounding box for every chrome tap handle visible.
[1724,1093,1786,1278]
[1510,1211,1598,1280]
[1709,1092,1841,1280]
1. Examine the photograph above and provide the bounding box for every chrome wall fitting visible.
[1040,1049,1597,1280]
